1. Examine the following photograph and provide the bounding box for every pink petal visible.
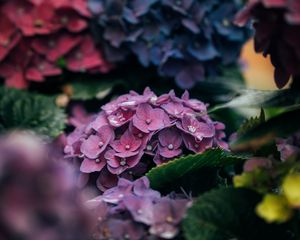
[25,68,44,82]
[135,103,152,120]
[96,168,118,192]
[148,108,166,131]
[80,157,106,173]
[32,34,81,62]
[98,125,115,143]
[80,135,104,159]
[105,150,120,168]
[120,130,142,151]
[159,146,182,158]
[126,152,143,168]
[85,112,108,133]
[0,15,16,45]
[107,165,127,175]
[5,72,28,89]
[115,151,140,158]
[67,18,87,32]
[107,109,134,127]
[158,128,182,148]
[110,140,124,152]
[132,115,149,133]
[195,122,215,138]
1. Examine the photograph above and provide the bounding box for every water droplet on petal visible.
[188,125,196,133]
[120,159,127,166]
[168,144,174,150]
[146,145,153,151]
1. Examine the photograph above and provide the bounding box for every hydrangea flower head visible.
[65,87,228,190]
[0,0,112,88]
[235,0,300,88]
[88,0,251,88]
[87,177,191,239]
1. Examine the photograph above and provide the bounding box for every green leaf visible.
[231,108,300,151]
[183,188,288,240]
[210,89,300,113]
[64,79,122,100]
[0,87,66,138]
[237,108,265,136]
[146,149,247,192]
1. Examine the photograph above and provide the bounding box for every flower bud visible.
[256,194,293,223]
[233,169,270,193]
[282,174,300,208]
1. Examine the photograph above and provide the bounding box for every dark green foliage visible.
[146,149,247,194]
[183,188,289,240]
[237,108,265,136]
[64,79,123,101]
[231,108,300,151]
[0,87,66,138]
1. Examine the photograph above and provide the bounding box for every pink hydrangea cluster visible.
[0,0,112,88]
[65,88,228,191]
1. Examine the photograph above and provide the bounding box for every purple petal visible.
[80,157,106,173]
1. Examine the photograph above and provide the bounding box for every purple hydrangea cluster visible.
[64,88,228,191]
[87,177,190,239]
[88,0,251,89]
[0,132,91,240]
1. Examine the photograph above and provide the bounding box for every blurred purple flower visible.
[0,132,92,240]
[88,177,190,239]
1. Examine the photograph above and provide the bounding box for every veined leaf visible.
[146,149,247,192]
[237,108,265,136]
[183,188,288,240]
[231,108,300,151]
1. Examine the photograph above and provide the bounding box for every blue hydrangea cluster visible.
[88,0,251,88]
